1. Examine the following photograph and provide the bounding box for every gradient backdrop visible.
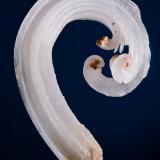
[0,0,160,160]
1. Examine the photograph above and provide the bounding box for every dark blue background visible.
[0,0,160,160]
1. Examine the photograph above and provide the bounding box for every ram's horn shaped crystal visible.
[14,0,151,160]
